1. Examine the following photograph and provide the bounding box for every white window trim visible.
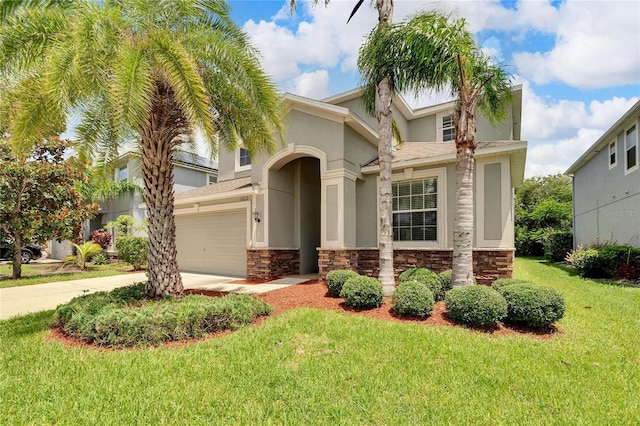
[624,123,638,175]
[235,148,251,172]
[379,167,447,248]
[207,173,217,185]
[608,139,617,169]
[435,110,455,143]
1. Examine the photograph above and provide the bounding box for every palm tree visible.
[358,12,513,288]
[290,0,397,295]
[0,0,284,297]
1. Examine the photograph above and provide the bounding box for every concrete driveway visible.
[0,272,312,320]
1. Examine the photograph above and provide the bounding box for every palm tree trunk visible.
[452,104,477,287]
[376,74,395,295]
[375,0,396,295]
[11,234,22,279]
[140,83,184,297]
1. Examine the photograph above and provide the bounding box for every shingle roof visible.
[175,177,252,200]
[366,141,523,166]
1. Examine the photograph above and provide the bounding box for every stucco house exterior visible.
[173,87,527,282]
[565,100,640,248]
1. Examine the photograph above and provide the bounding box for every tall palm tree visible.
[290,0,397,295]
[0,0,284,297]
[358,12,513,288]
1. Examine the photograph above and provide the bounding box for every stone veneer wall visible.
[318,248,513,285]
[246,249,300,280]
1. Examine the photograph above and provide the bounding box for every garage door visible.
[175,210,247,276]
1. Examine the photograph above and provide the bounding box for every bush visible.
[398,268,420,282]
[55,284,273,347]
[90,229,113,250]
[566,245,640,278]
[439,270,453,292]
[92,252,109,265]
[340,276,384,309]
[566,247,604,277]
[392,281,434,317]
[500,284,565,328]
[325,270,360,297]
[545,230,573,262]
[491,278,533,293]
[409,268,445,301]
[445,286,507,326]
[116,236,148,270]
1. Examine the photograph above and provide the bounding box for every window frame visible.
[436,110,455,142]
[117,164,128,182]
[235,147,251,172]
[387,167,446,248]
[624,123,638,174]
[608,139,617,169]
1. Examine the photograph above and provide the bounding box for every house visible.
[173,87,527,282]
[48,150,218,260]
[565,100,640,248]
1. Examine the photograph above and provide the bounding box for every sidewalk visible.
[0,273,313,320]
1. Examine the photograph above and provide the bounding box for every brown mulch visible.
[49,280,559,350]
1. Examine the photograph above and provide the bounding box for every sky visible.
[226,0,640,177]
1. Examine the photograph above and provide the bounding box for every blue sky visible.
[226,0,640,177]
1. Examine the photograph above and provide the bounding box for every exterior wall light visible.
[253,210,261,223]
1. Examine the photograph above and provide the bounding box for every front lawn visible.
[0,262,135,289]
[1,258,638,424]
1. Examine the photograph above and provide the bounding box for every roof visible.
[174,177,252,201]
[565,100,640,175]
[118,150,218,172]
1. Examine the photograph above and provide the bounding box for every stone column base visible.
[246,249,300,280]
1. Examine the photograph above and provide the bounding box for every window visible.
[442,115,455,142]
[609,140,617,168]
[625,124,637,172]
[117,165,128,182]
[392,178,438,241]
[208,174,217,185]
[239,148,251,167]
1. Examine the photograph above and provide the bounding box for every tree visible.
[290,0,397,295]
[0,137,97,278]
[358,12,513,288]
[1,0,284,297]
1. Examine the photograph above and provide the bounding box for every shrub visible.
[398,268,419,283]
[92,252,109,265]
[90,229,113,250]
[325,270,360,297]
[439,270,453,292]
[500,284,565,328]
[340,276,384,309]
[55,284,273,347]
[566,245,640,278]
[392,281,434,317]
[64,241,103,270]
[566,247,606,278]
[409,268,445,301]
[545,230,573,262]
[116,236,148,270]
[491,278,533,293]
[445,286,507,326]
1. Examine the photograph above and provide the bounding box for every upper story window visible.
[117,165,128,182]
[625,124,638,173]
[609,140,617,168]
[235,147,251,172]
[442,115,455,142]
[392,178,438,242]
[208,174,217,185]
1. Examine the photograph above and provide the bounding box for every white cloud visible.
[290,69,330,99]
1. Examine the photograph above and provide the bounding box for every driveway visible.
[0,272,312,320]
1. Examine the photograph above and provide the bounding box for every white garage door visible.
[175,210,247,276]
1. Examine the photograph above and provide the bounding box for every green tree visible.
[358,12,513,287]
[289,0,397,295]
[1,0,284,296]
[0,137,97,278]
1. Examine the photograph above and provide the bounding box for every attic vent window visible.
[626,124,637,172]
[609,141,616,168]
[442,115,455,142]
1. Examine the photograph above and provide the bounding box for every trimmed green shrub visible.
[392,281,434,317]
[500,284,565,328]
[439,270,453,292]
[55,284,273,347]
[445,286,507,326]
[411,268,445,301]
[544,230,573,262]
[492,278,533,293]
[340,276,384,309]
[325,269,360,297]
[116,236,148,270]
[398,268,420,283]
[566,244,640,278]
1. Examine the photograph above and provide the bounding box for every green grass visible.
[0,263,134,289]
[1,258,638,424]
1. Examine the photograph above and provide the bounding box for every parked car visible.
[0,242,43,264]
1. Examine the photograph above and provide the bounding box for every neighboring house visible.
[48,150,218,260]
[173,87,526,282]
[566,100,640,248]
